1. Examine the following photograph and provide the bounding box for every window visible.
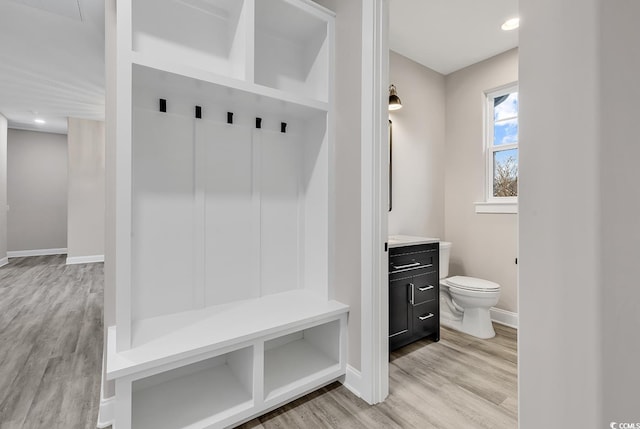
[476,84,518,214]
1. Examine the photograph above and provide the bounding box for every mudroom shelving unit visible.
[106,1,347,428]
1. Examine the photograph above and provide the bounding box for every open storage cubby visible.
[254,0,329,101]
[132,0,250,80]
[264,320,340,401]
[131,347,254,429]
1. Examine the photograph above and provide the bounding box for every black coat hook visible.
[256,118,262,129]
[159,99,167,113]
[195,106,202,119]
[281,122,287,133]
[227,112,233,124]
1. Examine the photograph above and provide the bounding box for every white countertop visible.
[388,235,439,248]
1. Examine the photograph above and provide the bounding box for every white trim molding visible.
[342,365,363,399]
[97,395,115,428]
[97,347,115,428]
[475,201,518,214]
[66,254,105,265]
[7,248,67,258]
[0,257,8,268]
[491,307,519,329]
[360,0,389,405]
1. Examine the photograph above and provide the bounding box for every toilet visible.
[439,242,500,339]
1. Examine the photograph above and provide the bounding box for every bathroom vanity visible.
[388,236,440,351]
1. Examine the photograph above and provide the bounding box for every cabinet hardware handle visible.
[409,283,414,305]
[418,285,434,292]
[393,262,421,270]
[418,313,435,321]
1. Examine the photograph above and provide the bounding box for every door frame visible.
[359,0,389,404]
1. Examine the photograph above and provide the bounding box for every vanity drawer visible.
[389,243,438,274]
[411,270,438,305]
[412,301,438,336]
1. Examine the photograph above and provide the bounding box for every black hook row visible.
[159,99,287,133]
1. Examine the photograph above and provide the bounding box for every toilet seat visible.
[445,276,500,292]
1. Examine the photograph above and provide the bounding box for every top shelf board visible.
[131,57,329,120]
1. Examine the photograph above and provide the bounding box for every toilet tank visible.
[439,241,452,279]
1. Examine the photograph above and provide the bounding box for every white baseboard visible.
[66,254,104,265]
[491,307,518,329]
[342,365,363,399]
[8,248,67,258]
[97,395,114,428]
[7,247,67,258]
[0,257,8,268]
[97,352,114,428]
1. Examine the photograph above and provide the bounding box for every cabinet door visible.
[389,277,411,340]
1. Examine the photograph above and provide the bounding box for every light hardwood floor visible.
[238,324,517,429]
[0,256,517,429]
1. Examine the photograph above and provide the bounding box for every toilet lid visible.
[446,276,500,292]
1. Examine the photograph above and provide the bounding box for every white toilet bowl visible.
[439,242,501,339]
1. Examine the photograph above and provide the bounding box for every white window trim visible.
[475,201,518,214]
[480,82,518,214]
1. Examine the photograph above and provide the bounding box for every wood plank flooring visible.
[0,256,103,429]
[0,256,517,429]
[238,324,517,429]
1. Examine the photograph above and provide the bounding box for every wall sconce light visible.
[389,84,402,111]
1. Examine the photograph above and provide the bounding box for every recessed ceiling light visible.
[501,17,520,31]
[34,118,46,124]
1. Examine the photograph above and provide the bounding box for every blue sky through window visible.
[491,91,518,197]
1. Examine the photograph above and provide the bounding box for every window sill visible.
[474,201,518,214]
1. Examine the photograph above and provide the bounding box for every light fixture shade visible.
[389,84,402,110]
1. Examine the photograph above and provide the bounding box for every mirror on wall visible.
[389,119,393,212]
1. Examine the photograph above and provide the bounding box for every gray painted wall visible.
[601,1,640,424]
[519,0,602,426]
[444,49,519,314]
[388,51,445,239]
[0,114,7,263]
[7,129,67,252]
[67,118,105,260]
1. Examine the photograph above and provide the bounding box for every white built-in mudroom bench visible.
[106,0,348,427]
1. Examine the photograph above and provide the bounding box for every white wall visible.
[67,118,105,262]
[601,1,640,424]
[444,49,518,314]
[519,0,602,426]
[0,114,7,265]
[7,129,67,253]
[388,51,445,239]
[314,0,363,371]
[103,0,117,401]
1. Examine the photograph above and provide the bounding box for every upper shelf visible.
[128,0,331,105]
[254,0,330,102]
[107,289,348,380]
[131,55,329,120]
[132,0,250,81]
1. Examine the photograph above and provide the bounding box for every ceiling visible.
[0,0,105,134]
[390,0,519,75]
[0,0,517,135]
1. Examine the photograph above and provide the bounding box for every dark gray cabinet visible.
[389,242,440,351]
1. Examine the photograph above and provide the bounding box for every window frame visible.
[482,82,519,211]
